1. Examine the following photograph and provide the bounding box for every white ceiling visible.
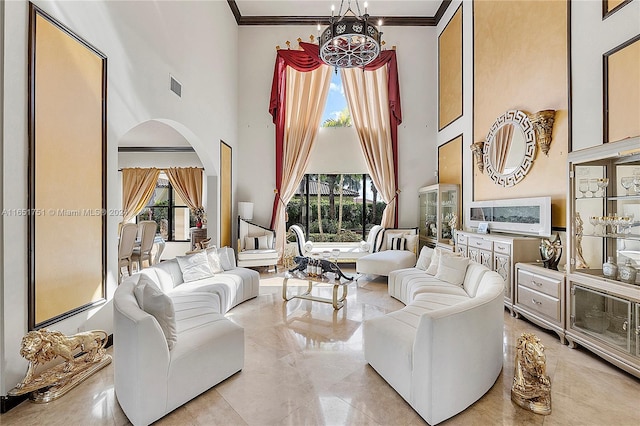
[235,0,443,18]
[119,120,191,147]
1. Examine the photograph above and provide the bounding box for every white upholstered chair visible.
[131,220,157,271]
[237,217,278,271]
[356,227,418,277]
[118,222,138,283]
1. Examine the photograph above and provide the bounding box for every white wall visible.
[0,0,238,393]
[237,25,437,229]
[572,0,640,151]
[437,0,473,227]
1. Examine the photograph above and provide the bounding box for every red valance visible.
[268,42,402,228]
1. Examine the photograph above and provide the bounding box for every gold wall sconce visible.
[529,109,556,156]
[470,140,485,173]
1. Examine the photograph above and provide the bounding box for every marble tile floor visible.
[2,267,639,426]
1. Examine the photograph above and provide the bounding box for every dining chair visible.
[131,220,158,272]
[118,222,138,283]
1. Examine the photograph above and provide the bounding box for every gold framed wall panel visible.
[28,4,107,329]
[438,4,463,130]
[438,135,463,225]
[473,0,568,228]
[604,34,640,143]
[438,135,462,187]
[602,0,632,19]
[220,141,232,247]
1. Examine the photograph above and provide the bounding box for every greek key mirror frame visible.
[483,110,536,188]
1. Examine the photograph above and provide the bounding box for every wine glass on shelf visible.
[578,178,589,198]
[589,216,599,235]
[588,178,599,198]
[633,171,640,194]
[596,178,609,197]
[621,177,634,196]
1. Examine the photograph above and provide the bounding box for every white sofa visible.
[356,227,418,277]
[363,248,505,425]
[113,247,259,426]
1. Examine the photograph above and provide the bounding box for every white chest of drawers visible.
[514,262,566,343]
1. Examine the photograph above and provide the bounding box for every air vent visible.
[170,75,182,97]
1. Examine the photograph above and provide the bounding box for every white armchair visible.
[356,227,419,277]
[237,217,278,271]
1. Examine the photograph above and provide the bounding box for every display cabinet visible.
[567,136,640,378]
[418,184,459,250]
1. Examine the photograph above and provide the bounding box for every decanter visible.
[618,259,637,285]
[602,256,618,280]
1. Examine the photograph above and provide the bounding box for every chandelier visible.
[319,0,382,68]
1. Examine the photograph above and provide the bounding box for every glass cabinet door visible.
[636,303,640,357]
[440,188,457,244]
[571,284,631,353]
[572,161,640,285]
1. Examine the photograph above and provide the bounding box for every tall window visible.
[136,172,195,241]
[286,174,384,241]
[321,72,351,127]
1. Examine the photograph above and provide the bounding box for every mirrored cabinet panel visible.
[567,137,640,378]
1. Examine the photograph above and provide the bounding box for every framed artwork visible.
[220,141,232,247]
[602,0,632,19]
[28,4,107,329]
[604,34,640,143]
[438,4,463,130]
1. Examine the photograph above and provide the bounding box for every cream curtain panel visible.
[273,65,332,257]
[122,168,161,223]
[165,167,203,211]
[342,66,397,228]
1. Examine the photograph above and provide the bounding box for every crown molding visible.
[228,1,451,27]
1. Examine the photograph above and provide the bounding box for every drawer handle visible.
[532,298,542,305]
[623,321,628,331]
[532,281,543,287]
[476,242,482,246]
[497,245,506,250]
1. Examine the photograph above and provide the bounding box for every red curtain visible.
[268,42,402,228]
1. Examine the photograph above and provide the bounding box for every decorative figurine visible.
[511,333,551,415]
[575,212,589,269]
[8,329,111,403]
[540,233,562,270]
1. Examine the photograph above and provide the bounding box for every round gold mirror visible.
[483,110,536,187]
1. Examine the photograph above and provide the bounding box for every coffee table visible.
[282,259,353,310]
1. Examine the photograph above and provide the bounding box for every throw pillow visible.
[205,247,224,273]
[245,235,269,250]
[405,234,419,254]
[425,248,460,275]
[416,246,434,270]
[133,275,177,350]
[217,246,235,271]
[385,232,404,250]
[435,254,470,286]
[176,251,215,282]
[389,237,406,250]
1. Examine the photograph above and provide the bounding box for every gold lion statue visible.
[12,329,108,393]
[511,333,551,415]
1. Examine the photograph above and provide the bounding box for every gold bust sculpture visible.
[511,333,552,415]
